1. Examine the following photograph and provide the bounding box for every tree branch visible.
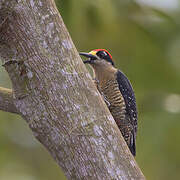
[0,87,19,114]
[0,0,145,179]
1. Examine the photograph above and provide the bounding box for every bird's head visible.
[79,49,114,67]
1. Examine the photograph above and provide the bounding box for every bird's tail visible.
[129,132,136,156]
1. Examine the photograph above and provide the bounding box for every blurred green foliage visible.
[1,0,180,179]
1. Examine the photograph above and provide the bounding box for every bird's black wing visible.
[116,70,138,156]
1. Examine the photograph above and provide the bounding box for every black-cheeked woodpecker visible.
[80,49,138,156]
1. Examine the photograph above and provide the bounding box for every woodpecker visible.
[80,49,138,156]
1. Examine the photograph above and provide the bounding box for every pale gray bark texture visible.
[0,0,145,179]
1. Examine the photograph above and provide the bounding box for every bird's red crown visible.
[92,49,113,60]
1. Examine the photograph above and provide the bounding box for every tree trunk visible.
[0,0,145,179]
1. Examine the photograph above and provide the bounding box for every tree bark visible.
[0,0,145,180]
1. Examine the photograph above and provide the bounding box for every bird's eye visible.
[98,51,107,59]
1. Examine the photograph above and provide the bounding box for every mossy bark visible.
[0,0,145,179]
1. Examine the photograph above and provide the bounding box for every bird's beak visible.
[79,52,97,64]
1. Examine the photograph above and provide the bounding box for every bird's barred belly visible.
[99,79,133,145]
[100,79,127,124]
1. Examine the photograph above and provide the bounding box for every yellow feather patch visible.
[89,51,97,56]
